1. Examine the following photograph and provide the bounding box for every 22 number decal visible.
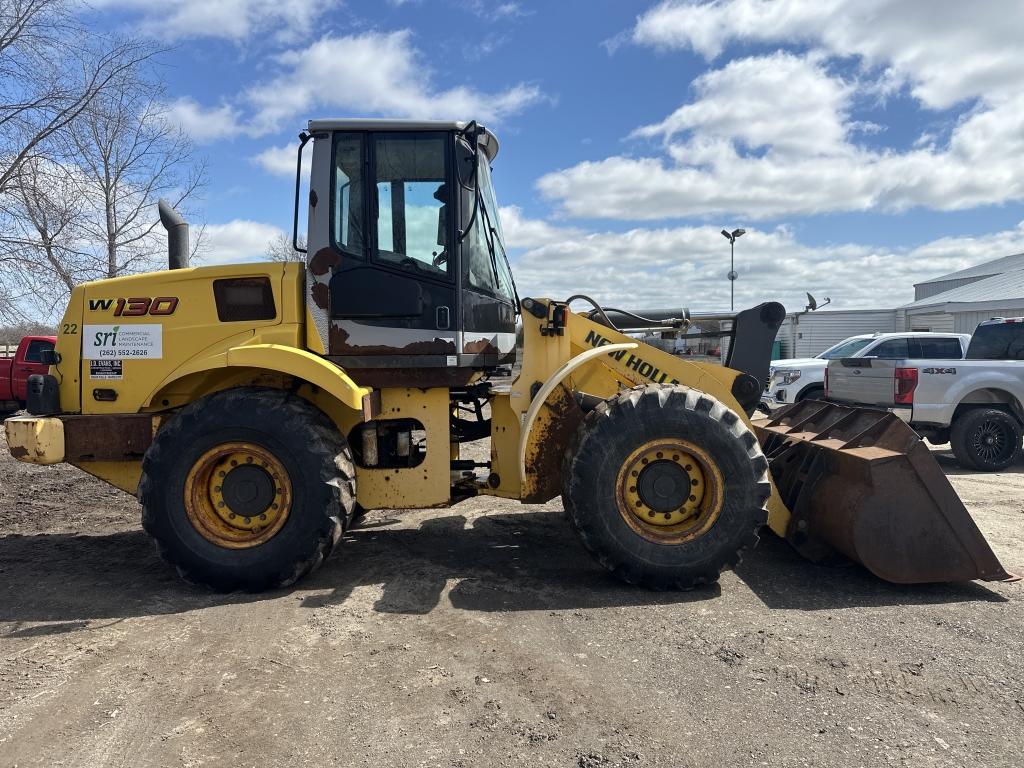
[62,323,78,334]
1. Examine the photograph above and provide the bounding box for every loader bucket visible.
[752,400,1016,584]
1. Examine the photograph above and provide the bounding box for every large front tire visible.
[562,385,771,590]
[140,387,355,591]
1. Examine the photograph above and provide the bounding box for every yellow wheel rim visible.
[184,442,292,549]
[615,438,724,544]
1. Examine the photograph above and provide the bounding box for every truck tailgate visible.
[828,358,896,407]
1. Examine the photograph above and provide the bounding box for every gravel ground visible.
[1,422,1022,767]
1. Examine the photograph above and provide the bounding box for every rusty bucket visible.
[753,400,1015,584]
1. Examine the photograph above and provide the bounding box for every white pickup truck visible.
[761,332,969,413]
[827,318,1024,471]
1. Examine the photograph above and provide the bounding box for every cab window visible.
[461,145,515,303]
[870,338,908,358]
[909,337,963,359]
[331,132,366,257]
[967,323,1024,360]
[24,339,54,363]
[372,133,449,277]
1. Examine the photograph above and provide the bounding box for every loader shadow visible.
[0,529,235,633]
[302,511,722,614]
[733,534,1008,610]
[0,511,718,630]
[0,509,1007,632]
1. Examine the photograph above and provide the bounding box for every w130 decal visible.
[88,297,179,316]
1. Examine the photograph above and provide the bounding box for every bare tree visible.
[0,5,206,319]
[0,1,157,196]
[70,79,206,280]
[265,232,306,262]
[0,156,89,319]
[0,1,172,320]
[0,320,55,346]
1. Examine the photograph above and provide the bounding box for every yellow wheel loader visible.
[5,119,1015,591]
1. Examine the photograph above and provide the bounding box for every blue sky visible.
[84,0,1024,313]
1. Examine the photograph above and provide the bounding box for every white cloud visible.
[632,52,850,157]
[539,49,1024,220]
[632,0,1024,108]
[245,31,545,135]
[198,220,285,265]
[463,1,527,19]
[166,27,547,159]
[499,205,585,249]
[165,98,239,143]
[506,212,1024,313]
[252,144,298,177]
[91,0,337,44]
[548,3,1024,221]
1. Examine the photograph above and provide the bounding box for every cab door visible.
[326,131,459,367]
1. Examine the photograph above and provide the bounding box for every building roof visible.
[914,251,1024,287]
[903,267,1024,310]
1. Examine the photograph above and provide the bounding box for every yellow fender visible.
[225,344,370,411]
[518,342,637,481]
[145,342,370,414]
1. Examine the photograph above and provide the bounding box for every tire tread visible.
[562,384,770,591]
[140,387,354,592]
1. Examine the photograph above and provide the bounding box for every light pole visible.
[720,228,745,311]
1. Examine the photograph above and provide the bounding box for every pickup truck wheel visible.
[796,385,824,402]
[950,408,1022,471]
[139,387,355,591]
[562,384,771,590]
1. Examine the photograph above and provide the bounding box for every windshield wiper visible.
[479,202,521,312]
[456,123,483,244]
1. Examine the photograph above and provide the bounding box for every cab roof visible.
[307,118,499,161]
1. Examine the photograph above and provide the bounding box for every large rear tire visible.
[950,407,1022,472]
[562,385,771,590]
[140,387,355,591]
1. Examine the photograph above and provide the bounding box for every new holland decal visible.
[584,329,680,385]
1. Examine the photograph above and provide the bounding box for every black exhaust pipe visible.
[158,198,189,270]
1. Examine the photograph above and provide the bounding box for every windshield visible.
[818,337,873,359]
[463,146,515,303]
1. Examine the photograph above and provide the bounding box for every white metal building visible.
[775,309,898,359]
[768,252,1024,359]
[902,252,1024,334]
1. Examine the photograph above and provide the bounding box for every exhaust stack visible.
[158,198,189,270]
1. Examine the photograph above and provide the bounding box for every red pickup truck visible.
[1,335,57,415]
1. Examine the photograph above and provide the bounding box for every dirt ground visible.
[1,422,1023,768]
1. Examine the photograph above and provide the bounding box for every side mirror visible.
[40,349,61,365]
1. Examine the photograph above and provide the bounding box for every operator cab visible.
[301,119,517,387]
